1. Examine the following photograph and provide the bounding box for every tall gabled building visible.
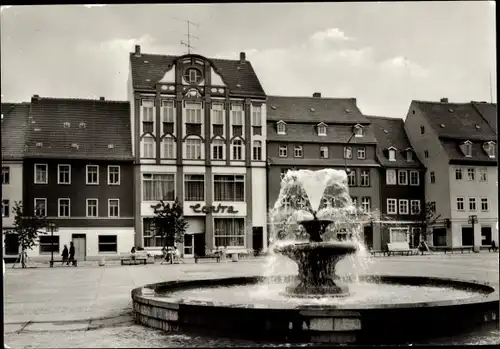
[367,116,425,249]
[128,46,268,256]
[404,98,498,249]
[266,93,381,249]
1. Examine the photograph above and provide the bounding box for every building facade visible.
[2,103,30,261]
[404,98,498,249]
[266,93,382,249]
[128,46,268,257]
[368,116,426,249]
[21,96,135,261]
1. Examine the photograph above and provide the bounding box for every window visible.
[214,218,245,247]
[317,124,327,136]
[351,196,358,207]
[86,165,99,185]
[162,137,175,158]
[184,68,202,84]
[232,139,243,160]
[186,138,202,160]
[456,197,465,211]
[481,198,489,212]
[388,149,396,161]
[320,146,329,159]
[98,235,117,253]
[34,164,48,184]
[58,198,70,217]
[455,168,462,180]
[409,171,419,186]
[387,199,397,214]
[485,142,496,158]
[390,228,409,243]
[212,103,224,124]
[34,198,46,216]
[39,235,59,254]
[277,122,286,135]
[108,199,120,217]
[424,150,429,158]
[344,146,352,159]
[464,142,472,157]
[185,102,202,124]
[185,174,205,201]
[399,199,409,215]
[2,166,10,184]
[214,175,244,202]
[141,99,154,122]
[252,141,262,161]
[141,137,155,158]
[279,145,287,157]
[360,169,370,186]
[143,173,175,201]
[430,171,435,183]
[107,166,120,185]
[467,168,475,181]
[347,170,356,187]
[2,200,9,217]
[161,100,175,123]
[420,126,425,135]
[386,169,396,185]
[406,150,413,162]
[479,168,487,181]
[361,197,371,213]
[398,170,408,185]
[410,200,421,215]
[143,218,163,247]
[86,199,98,217]
[212,139,224,160]
[57,165,71,184]
[252,105,262,126]
[280,168,289,180]
[231,104,243,125]
[294,145,303,158]
[357,147,366,159]
[354,125,364,137]
[468,197,476,211]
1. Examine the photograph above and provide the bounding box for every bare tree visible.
[151,197,188,249]
[416,201,442,243]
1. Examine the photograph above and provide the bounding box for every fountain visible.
[131,169,499,344]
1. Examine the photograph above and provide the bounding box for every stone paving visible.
[3,253,499,347]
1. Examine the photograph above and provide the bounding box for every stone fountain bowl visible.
[273,241,358,255]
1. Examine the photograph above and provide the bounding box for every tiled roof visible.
[367,116,424,168]
[472,101,497,133]
[413,100,496,141]
[267,123,377,144]
[25,97,133,161]
[270,158,379,167]
[267,96,368,124]
[130,53,266,97]
[1,103,30,160]
[440,139,497,164]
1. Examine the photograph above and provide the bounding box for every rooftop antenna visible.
[179,19,199,54]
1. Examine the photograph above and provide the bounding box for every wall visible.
[267,142,376,160]
[252,166,268,251]
[2,161,23,228]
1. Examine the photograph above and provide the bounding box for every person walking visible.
[61,245,69,265]
[67,242,75,266]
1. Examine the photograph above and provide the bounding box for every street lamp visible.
[47,221,57,267]
[344,131,356,174]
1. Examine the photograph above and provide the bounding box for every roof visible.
[1,103,30,160]
[25,97,133,161]
[130,53,266,97]
[413,100,496,141]
[440,139,497,165]
[471,101,497,133]
[267,96,368,124]
[367,116,424,168]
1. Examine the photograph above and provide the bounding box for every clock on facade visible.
[184,68,203,84]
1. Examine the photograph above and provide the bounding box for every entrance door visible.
[481,226,492,246]
[252,227,263,255]
[4,233,19,255]
[194,233,205,257]
[433,228,447,246]
[363,226,373,249]
[461,227,474,246]
[184,234,194,258]
[72,234,87,261]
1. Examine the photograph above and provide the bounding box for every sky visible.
[0,2,497,118]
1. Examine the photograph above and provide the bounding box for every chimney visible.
[135,45,141,57]
[32,94,40,102]
[239,52,246,64]
[313,92,321,98]
[99,97,105,101]
[440,97,448,103]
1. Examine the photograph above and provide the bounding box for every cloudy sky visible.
[1,2,496,118]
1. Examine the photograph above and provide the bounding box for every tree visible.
[4,201,48,268]
[151,197,188,249]
[416,201,442,244]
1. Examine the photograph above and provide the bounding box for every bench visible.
[432,246,473,254]
[386,242,414,256]
[369,250,385,257]
[194,252,221,263]
[120,251,149,265]
[49,259,78,267]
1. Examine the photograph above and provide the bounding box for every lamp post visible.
[344,132,356,174]
[47,222,57,267]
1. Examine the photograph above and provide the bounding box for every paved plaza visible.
[3,253,500,347]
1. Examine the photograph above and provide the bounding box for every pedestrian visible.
[61,244,69,265]
[130,246,136,263]
[67,241,75,266]
[489,240,498,252]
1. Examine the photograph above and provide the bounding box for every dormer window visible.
[63,122,70,128]
[317,123,327,136]
[353,124,364,137]
[483,141,496,158]
[461,141,472,157]
[277,121,287,135]
[406,149,414,162]
[388,147,397,161]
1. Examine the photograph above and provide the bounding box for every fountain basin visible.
[131,275,499,344]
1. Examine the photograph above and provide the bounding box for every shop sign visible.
[189,203,239,214]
